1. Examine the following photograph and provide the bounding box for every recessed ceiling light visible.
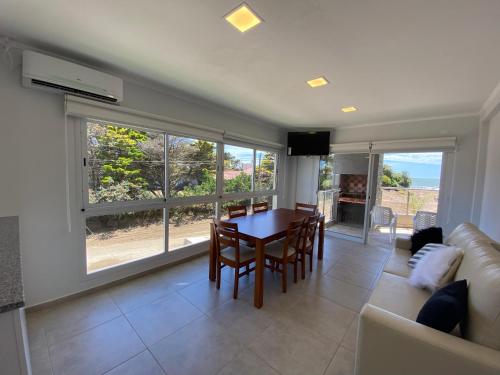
[225,3,262,33]
[341,106,358,112]
[307,76,329,88]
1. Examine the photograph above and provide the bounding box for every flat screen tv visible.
[287,131,330,156]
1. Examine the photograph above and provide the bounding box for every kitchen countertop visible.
[338,197,366,205]
[0,216,24,313]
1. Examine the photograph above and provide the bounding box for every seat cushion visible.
[368,272,431,320]
[220,245,255,263]
[384,248,412,278]
[454,239,500,350]
[264,241,296,259]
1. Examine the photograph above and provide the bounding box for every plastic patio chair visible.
[370,206,397,242]
[413,211,437,231]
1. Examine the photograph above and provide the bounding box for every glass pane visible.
[168,136,217,197]
[87,122,165,204]
[169,203,215,251]
[86,209,164,273]
[224,145,253,193]
[379,152,442,231]
[221,198,252,219]
[319,155,334,190]
[255,151,276,191]
[253,195,273,207]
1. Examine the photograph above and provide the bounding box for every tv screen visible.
[287,131,330,156]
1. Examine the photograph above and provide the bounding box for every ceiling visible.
[1,0,500,128]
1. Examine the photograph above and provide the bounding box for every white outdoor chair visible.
[370,206,397,242]
[413,211,437,231]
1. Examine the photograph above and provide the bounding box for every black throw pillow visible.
[416,279,468,334]
[410,227,443,255]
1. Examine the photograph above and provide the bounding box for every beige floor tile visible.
[305,275,371,312]
[342,316,359,352]
[283,294,357,342]
[178,278,237,313]
[248,317,339,375]
[50,316,145,375]
[125,292,203,346]
[104,350,165,375]
[218,349,280,375]
[325,347,355,375]
[29,329,54,375]
[150,316,243,375]
[208,297,276,346]
[108,274,177,314]
[28,291,122,347]
[325,262,379,289]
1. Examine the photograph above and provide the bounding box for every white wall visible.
[286,116,480,235]
[479,111,500,241]
[0,60,285,306]
[294,156,320,205]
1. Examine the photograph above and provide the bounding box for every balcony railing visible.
[379,187,439,216]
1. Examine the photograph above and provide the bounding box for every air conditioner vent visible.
[31,79,118,103]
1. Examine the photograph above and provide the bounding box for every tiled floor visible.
[27,234,391,375]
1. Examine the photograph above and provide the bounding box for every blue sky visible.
[383,152,442,179]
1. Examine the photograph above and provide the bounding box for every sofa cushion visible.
[368,272,431,320]
[384,248,412,278]
[454,239,500,351]
[445,222,492,247]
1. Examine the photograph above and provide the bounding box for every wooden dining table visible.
[208,208,325,308]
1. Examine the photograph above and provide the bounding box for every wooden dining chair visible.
[295,202,318,214]
[213,219,256,299]
[252,202,269,214]
[264,218,305,293]
[227,205,247,219]
[297,213,320,279]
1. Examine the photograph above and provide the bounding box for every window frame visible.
[78,118,280,276]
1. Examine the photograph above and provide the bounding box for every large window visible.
[82,121,279,274]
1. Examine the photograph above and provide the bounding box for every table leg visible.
[254,238,264,308]
[318,217,325,260]
[209,224,216,281]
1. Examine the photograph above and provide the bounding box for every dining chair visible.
[212,219,256,299]
[297,213,320,279]
[295,202,318,214]
[227,205,247,219]
[252,201,269,214]
[264,218,305,293]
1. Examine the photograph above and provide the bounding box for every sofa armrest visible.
[356,304,500,375]
[394,236,411,251]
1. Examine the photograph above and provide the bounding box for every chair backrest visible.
[213,219,241,261]
[281,218,306,259]
[304,213,320,250]
[252,202,269,214]
[413,211,437,231]
[371,206,394,226]
[227,205,247,219]
[295,202,317,214]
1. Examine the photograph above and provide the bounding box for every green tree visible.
[382,165,412,188]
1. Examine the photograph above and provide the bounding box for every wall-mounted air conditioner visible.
[22,50,123,103]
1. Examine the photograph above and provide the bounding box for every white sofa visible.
[356,223,500,375]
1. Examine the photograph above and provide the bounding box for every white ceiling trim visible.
[333,112,479,130]
[479,80,500,123]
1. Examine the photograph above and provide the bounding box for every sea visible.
[409,177,440,189]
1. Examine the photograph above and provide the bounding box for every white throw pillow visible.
[409,245,462,292]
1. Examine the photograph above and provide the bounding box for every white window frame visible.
[78,118,281,278]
